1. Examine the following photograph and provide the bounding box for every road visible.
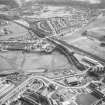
[0,75,67,104]
[0,75,45,104]
[50,37,105,65]
[15,20,105,69]
[10,19,105,68]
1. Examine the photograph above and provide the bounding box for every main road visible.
[12,19,105,67]
[49,37,105,65]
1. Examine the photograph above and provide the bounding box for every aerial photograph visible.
[0,0,105,105]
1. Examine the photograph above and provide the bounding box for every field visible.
[63,15,105,60]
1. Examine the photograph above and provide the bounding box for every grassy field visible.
[0,50,72,73]
[63,15,105,60]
